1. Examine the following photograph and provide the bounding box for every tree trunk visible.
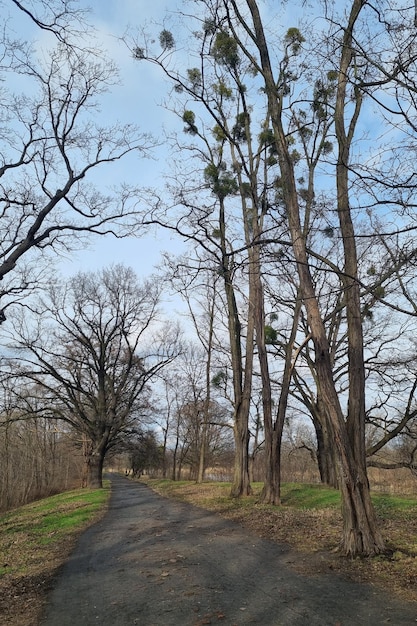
[334,0,367,472]
[162,427,168,479]
[315,341,384,555]
[249,408,262,484]
[248,450,255,485]
[230,314,254,497]
[251,232,276,504]
[231,403,252,497]
[244,0,385,556]
[293,386,339,487]
[196,426,207,484]
[85,449,104,489]
[331,0,383,553]
[171,429,180,481]
[197,289,215,484]
[313,410,339,488]
[269,293,303,504]
[218,196,253,497]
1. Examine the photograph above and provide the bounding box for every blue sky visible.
[10,0,342,287]
[53,0,296,271]
[57,0,186,280]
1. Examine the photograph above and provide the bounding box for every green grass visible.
[143,479,417,562]
[281,482,341,508]
[0,482,110,577]
[144,478,417,513]
[146,478,343,508]
[372,493,417,515]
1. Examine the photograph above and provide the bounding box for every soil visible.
[36,475,417,626]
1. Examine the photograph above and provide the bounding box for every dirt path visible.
[40,475,417,625]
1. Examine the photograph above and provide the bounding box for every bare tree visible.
[5,0,90,44]
[0,1,151,321]
[8,265,181,488]
[130,0,417,555]
[0,376,81,511]
[130,21,282,498]
[128,430,163,478]
[238,0,385,555]
[163,258,222,483]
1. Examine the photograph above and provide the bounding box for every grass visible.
[1,485,109,571]
[141,478,417,604]
[281,482,341,508]
[145,478,342,509]
[2,477,416,625]
[0,482,110,626]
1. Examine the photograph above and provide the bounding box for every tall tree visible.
[9,265,181,488]
[133,0,417,554]
[130,76,256,495]
[239,0,385,555]
[131,20,287,497]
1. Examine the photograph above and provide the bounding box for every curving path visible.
[41,475,417,625]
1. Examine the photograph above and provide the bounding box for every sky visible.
[5,0,307,292]
[0,0,202,327]
[6,0,413,414]
[59,0,186,281]
[6,0,355,309]
[2,0,296,331]
[7,0,400,292]
[58,0,295,281]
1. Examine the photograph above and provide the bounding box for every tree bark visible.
[313,406,339,488]
[335,0,366,471]
[332,0,385,552]
[244,0,385,556]
[85,448,104,489]
[254,271,276,503]
[218,195,253,497]
[270,292,303,503]
[197,287,216,484]
[231,407,252,497]
[172,436,179,481]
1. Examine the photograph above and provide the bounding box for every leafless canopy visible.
[0,0,152,321]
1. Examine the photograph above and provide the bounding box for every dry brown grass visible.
[143,479,417,605]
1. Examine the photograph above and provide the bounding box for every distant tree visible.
[128,430,163,477]
[158,340,233,481]
[8,265,181,488]
[0,404,80,511]
[163,257,226,483]
[174,396,232,480]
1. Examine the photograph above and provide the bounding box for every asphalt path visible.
[41,475,417,625]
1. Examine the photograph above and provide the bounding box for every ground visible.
[170,482,417,603]
[0,537,81,626]
[1,478,416,625]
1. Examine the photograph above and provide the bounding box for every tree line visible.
[1,0,417,558]
[129,0,417,556]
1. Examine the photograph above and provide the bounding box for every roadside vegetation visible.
[0,484,110,626]
[141,479,417,604]
[1,476,416,626]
